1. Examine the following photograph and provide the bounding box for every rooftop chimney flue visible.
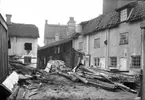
[6,14,12,24]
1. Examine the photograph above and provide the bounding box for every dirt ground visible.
[16,74,137,100]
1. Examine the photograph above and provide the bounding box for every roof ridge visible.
[46,24,67,27]
[9,22,37,28]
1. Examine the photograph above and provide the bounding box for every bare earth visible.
[16,74,137,100]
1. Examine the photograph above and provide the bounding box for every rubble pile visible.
[6,57,139,100]
[45,60,71,73]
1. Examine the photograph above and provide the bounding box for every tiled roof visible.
[83,12,119,35]
[128,1,145,22]
[83,1,145,35]
[44,24,68,39]
[8,23,39,38]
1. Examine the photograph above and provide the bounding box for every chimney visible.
[6,14,12,24]
[45,20,48,24]
[67,17,76,36]
[75,24,82,33]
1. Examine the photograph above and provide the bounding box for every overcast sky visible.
[0,0,103,46]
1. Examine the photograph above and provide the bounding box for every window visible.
[120,9,127,22]
[94,57,100,67]
[24,43,32,50]
[120,32,128,45]
[110,57,117,67]
[94,38,100,48]
[8,38,11,49]
[58,46,60,53]
[131,56,141,68]
[24,56,31,64]
[54,47,57,54]
[79,42,83,50]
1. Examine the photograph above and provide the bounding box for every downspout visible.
[86,35,90,66]
[140,20,145,100]
[106,29,110,69]
[86,35,89,55]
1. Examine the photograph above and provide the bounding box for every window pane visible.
[24,56,31,64]
[94,57,100,67]
[120,9,127,22]
[94,38,100,48]
[110,57,117,67]
[120,32,128,45]
[24,43,32,50]
[132,56,141,68]
[79,42,83,50]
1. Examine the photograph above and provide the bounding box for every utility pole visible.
[140,20,145,100]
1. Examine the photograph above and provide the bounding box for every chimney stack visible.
[6,14,12,24]
[67,17,76,36]
[45,20,48,24]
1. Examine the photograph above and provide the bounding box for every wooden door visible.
[100,58,106,69]
[120,58,127,71]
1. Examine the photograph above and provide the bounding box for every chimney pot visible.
[70,17,74,21]
[6,14,12,24]
[45,20,48,24]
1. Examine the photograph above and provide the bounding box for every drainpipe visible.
[86,35,90,66]
[106,29,110,69]
[140,20,145,100]
[86,35,89,54]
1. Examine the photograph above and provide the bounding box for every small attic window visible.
[120,9,127,22]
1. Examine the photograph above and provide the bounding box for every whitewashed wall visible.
[9,37,38,67]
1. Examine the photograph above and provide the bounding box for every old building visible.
[38,17,83,69]
[6,14,39,67]
[44,17,76,45]
[73,1,145,73]
[38,33,83,69]
[0,14,8,83]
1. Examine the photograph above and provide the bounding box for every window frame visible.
[78,42,83,51]
[119,32,129,45]
[24,56,31,64]
[109,57,117,67]
[24,43,32,50]
[120,8,128,22]
[94,57,100,67]
[131,55,141,68]
[94,38,100,49]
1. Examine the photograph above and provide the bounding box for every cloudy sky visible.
[0,0,103,46]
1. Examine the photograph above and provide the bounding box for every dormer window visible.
[120,9,127,22]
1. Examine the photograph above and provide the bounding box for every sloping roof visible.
[0,14,8,30]
[44,24,68,39]
[39,37,72,50]
[83,1,145,35]
[83,12,119,35]
[128,1,145,22]
[8,23,39,38]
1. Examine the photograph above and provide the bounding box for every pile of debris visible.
[44,60,71,73]
[4,57,140,100]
